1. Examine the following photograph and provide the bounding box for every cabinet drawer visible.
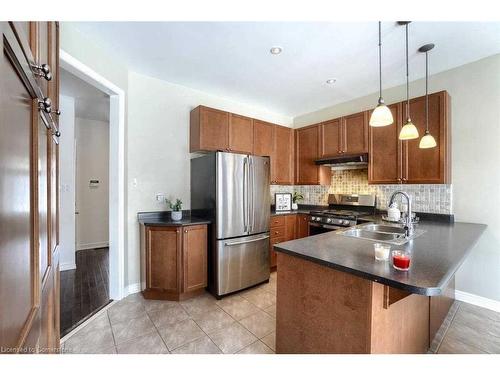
[271,227,285,237]
[270,216,285,228]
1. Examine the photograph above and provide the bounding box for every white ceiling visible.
[69,22,500,117]
[60,68,110,122]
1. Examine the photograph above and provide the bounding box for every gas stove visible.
[308,194,377,234]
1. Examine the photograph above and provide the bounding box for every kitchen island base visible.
[276,253,452,354]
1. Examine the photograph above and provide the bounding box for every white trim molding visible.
[455,290,500,313]
[60,50,126,301]
[126,283,142,295]
[60,262,76,271]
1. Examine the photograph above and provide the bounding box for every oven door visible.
[309,222,346,235]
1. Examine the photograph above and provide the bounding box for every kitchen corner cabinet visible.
[368,91,450,185]
[295,125,332,185]
[141,224,207,301]
[272,125,294,185]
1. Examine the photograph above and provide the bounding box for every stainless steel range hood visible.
[315,153,368,170]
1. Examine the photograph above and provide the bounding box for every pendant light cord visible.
[425,51,429,132]
[378,21,382,99]
[405,23,410,119]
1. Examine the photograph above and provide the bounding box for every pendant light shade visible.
[400,119,419,140]
[369,21,393,127]
[419,130,437,148]
[418,43,437,149]
[398,22,419,140]
[370,100,394,127]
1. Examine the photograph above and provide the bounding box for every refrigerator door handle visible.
[224,235,270,246]
[243,157,248,233]
[249,157,255,233]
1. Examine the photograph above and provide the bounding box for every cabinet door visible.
[269,237,282,268]
[146,227,181,293]
[272,125,294,184]
[284,214,296,241]
[320,118,342,157]
[190,106,229,152]
[403,91,450,184]
[368,103,403,184]
[253,120,274,157]
[296,126,331,185]
[296,126,320,184]
[343,111,368,154]
[296,214,309,239]
[228,113,253,154]
[182,225,207,293]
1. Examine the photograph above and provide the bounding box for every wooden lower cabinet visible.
[141,224,208,301]
[296,214,309,239]
[270,213,307,269]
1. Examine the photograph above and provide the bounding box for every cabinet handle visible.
[38,97,52,113]
[32,63,52,81]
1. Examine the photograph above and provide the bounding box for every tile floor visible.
[62,271,500,354]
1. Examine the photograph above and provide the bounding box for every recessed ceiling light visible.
[326,79,337,85]
[270,46,283,55]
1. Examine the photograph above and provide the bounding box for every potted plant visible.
[165,198,183,221]
[292,192,304,210]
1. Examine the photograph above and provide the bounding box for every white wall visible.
[75,117,110,250]
[127,71,293,286]
[59,96,76,270]
[294,54,500,302]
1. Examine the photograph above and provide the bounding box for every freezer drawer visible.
[215,233,270,296]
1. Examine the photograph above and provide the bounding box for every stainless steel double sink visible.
[338,223,425,245]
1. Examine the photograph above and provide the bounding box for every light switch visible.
[156,193,165,202]
[132,178,138,187]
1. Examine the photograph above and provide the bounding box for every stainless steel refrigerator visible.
[191,152,270,298]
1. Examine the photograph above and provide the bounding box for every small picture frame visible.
[275,193,292,212]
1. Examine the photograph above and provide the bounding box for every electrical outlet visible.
[156,193,165,202]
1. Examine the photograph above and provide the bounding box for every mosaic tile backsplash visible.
[270,169,453,214]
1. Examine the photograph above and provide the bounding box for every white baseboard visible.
[126,283,141,295]
[60,262,76,271]
[455,290,500,313]
[77,241,109,251]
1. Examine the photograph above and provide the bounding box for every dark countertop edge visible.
[137,210,211,226]
[274,223,487,296]
[274,245,441,296]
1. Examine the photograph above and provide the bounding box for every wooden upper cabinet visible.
[182,225,207,293]
[253,120,274,157]
[343,111,368,154]
[190,106,229,152]
[228,113,253,154]
[368,103,403,184]
[272,125,294,184]
[146,226,181,294]
[296,125,331,185]
[319,118,342,158]
[403,91,450,184]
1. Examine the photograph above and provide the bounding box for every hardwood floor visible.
[60,248,111,337]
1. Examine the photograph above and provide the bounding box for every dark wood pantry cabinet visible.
[1,21,61,354]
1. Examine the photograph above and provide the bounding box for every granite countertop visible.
[137,211,211,226]
[274,217,486,296]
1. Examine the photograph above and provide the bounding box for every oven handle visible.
[309,222,346,230]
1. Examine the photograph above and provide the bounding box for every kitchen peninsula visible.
[273,218,486,354]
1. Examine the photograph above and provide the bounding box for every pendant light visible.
[369,21,393,127]
[398,21,419,140]
[418,43,437,148]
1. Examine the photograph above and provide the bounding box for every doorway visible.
[58,51,125,337]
